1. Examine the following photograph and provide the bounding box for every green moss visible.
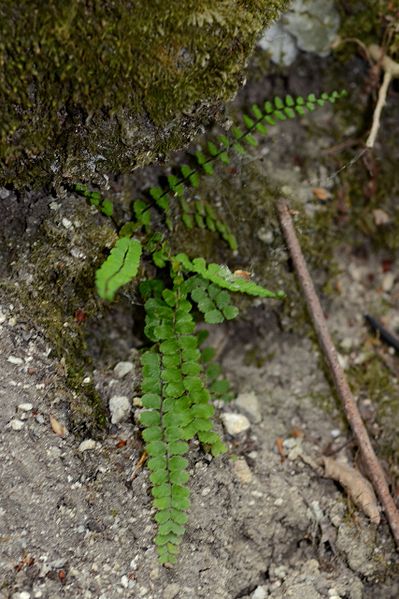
[348,356,399,468]
[10,204,116,433]
[0,0,287,188]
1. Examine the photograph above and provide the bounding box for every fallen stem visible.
[365,44,399,149]
[365,69,392,148]
[277,199,399,548]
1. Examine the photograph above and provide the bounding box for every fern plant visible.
[138,252,285,564]
[74,88,347,564]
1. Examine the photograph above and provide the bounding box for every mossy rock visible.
[0,0,286,189]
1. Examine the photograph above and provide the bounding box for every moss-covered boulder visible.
[0,0,286,188]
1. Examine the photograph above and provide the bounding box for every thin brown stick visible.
[277,199,399,548]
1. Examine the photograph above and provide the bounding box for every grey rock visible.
[18,402,33,411]
[235,391,262,423]
[10,419,24,431]
[284,0,340,57]
[113,361,133,379]
[109,395,131,424]
[78,439,97,452]
[252,587,267,599]
[221,412,251,435]
[258,0,340,65]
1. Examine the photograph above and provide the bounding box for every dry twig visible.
[365,44,399,148]
[277,199,399,548]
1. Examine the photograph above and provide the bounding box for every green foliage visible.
[95,237,142,301]
[74,88,347,564]
[74,184,114,218]
[173,254,285,299]
[137,253,286,563]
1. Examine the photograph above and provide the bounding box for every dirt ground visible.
[1,31,399,599]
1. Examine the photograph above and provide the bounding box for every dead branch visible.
[365,44,399,149]
[277,199,399,548]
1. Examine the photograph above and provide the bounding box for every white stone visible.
[10,419,24,431]
[18,403,33,411]
[382,272,395,292]
[121,575,129,589]
[235,391,262,423]
[109,395,131,424]
[221,412,251,435]
[62,218,72,229]
[13,593,30,599]
[7,355,24,365]
[252,586,267,599]
[78,439,97,452]
[113,361,133,379]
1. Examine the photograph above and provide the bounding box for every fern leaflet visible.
[95,237,142,301]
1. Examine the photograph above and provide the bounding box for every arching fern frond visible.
[173,253,285,299]
[95,237,142,301]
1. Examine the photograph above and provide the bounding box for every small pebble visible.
[7,355,24,365]
[120,575,129,589]
[382,272,395,292]
[235,391,262,423]
[113,361,133,379]
[18,403,33,412]
[10,419,24,431]
[252,587,267,599]
[62,218,72,229]
[78,439,97,452]
[330,428,341,438]
[13,593,30,599]
[109,395,131,424]
[221,412,251,435]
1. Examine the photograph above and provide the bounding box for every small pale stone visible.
[235,391,262,423]
[233,458,253,484]
[121,575,129,589]
[10,419,24,431]
[7,355,24,365]
[114,361,133,379]
[62,218,72,229]
[78,439,97,452]
[133,396,143,407]
[252,587,267,599]
[382,272,395,292]
[18,403,33,412]
[373,208,390,225]
[13,593,30,599]
[109,395,131,424]
[221,412,251,435]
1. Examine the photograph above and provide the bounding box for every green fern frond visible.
[173,253,285,299]
[95,237,142,301]
[74,183,114,217]
[140,279,227,564]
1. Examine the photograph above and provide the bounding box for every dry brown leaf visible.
[323,456,380,524]
[312,187,331,201]
[50,415,67,438]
